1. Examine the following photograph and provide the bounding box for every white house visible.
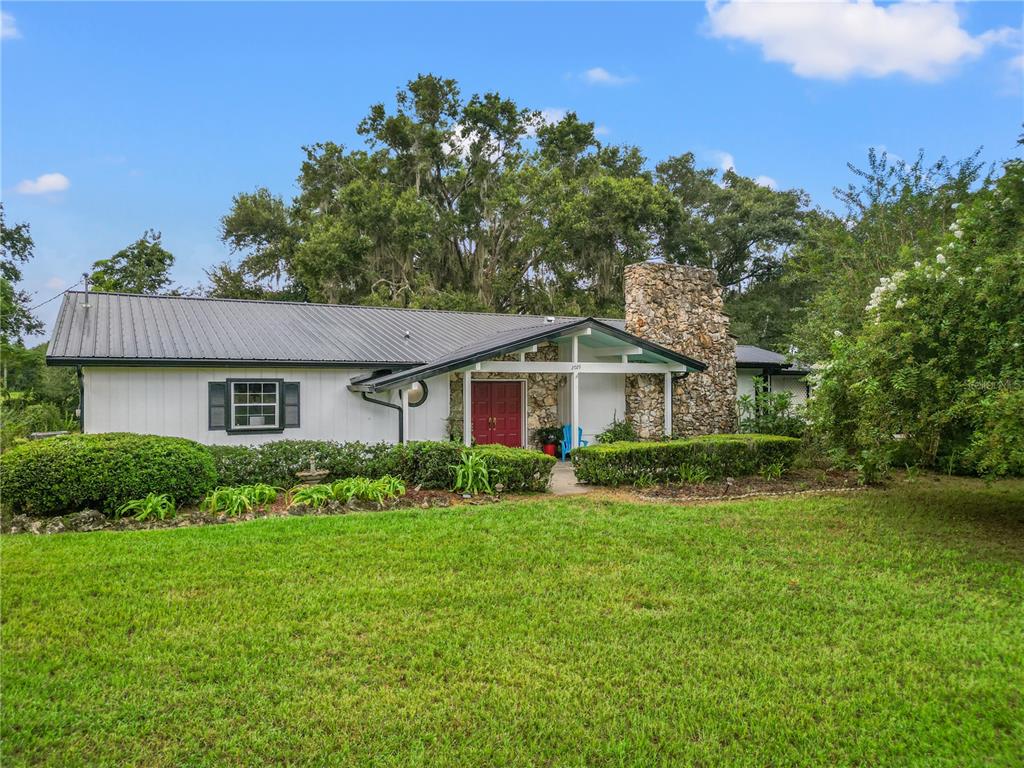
[46,263,809,448]
[735,346,811,407]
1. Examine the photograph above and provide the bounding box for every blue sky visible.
[3,1,1022,337]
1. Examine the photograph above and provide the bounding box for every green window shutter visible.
[282,382,300,428]
[208,381,228,430]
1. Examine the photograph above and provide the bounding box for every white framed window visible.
[230,380,279,430]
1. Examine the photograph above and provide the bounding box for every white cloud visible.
[15,173,71,195]
[524,108,569,139]
[1,12,20,40]
[582,67,634,86]
[705,0,1016,81]
[710,150,778,188]
[539,107,568,125]
[45,276,67,291]
[594,125,611,137]
[710,150,736,173]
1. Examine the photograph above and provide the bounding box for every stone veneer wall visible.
[449,342,562,447]
[624,262,737,438]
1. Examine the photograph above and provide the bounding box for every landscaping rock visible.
[43,519,66,535]
[64,510,107,532]
[8,514,33,535]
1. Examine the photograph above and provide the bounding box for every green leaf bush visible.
[471,444,556,492]
[808,156,1024,477]
[0,433,217,516]
[451,451,493,494]
[116,493,176,522]
[210,440,553,493]
[200,484,280,516]
[208,440,394,489]
[571,434,801,486]
[288,475,407,508]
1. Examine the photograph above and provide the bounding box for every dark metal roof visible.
[736,344,809,373]
[46,291,584,367]
[46,290,795,373]
[350,318,707,392]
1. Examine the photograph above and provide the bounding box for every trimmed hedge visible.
[0,433,217,516]
[472,444,557,493]
[571,434,801,486]
[209,440,395,489]
[210,439,554,493]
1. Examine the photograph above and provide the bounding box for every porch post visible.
[399,388,409,445]
[462,372,472,447]
[663,372,672,438]
[570,335,580,449]
[571,372,580,450]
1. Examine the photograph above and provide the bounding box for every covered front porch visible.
[349,318,706,451]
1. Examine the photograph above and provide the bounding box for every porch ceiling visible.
[348,318,706,393]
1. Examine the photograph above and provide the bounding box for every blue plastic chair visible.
[561,424,588,460]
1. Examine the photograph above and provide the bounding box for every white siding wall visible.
[736,368,808,407]
[578,373,626,444]
[769,374,809,407]
[82,366,450,445]
[737,369,761,401]
[564,342,627,443]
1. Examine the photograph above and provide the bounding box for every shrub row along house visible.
[45,263,808,449]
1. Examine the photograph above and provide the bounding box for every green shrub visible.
[330,475,406,504]
[210,439,553,493]
[383,441,464,487]
[473,444,555,492]
[571,434,801,486]
[737,381,806,438]
[287,484,335,509]
[208,440,393,488]
[0,433,217,515]
[0,401,76,452]
[678,463,712,485]
[289,475,407,508]
[201,484,280,516]
[116,493,176,522]
[451,451,493,494]
[596,415,637,444]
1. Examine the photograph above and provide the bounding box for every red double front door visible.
[471,381,523,447]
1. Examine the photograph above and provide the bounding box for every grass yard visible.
[3,478,1023,767]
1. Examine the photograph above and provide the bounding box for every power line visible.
[27,278,84,312]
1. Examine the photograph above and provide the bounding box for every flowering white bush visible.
[810,158,1024,477]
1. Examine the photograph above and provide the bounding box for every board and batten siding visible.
[736,369,809,407]
[81,367,450,445]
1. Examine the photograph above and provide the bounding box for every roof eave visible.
[45,356,421,369]
[354,318,707,392]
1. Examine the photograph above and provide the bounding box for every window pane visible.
[230,381,279,429]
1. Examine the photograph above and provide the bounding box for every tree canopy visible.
[210,74,808,319]
[91,230,176,294]
[1,204,43,348]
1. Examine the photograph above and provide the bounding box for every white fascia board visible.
[476,361,690,374]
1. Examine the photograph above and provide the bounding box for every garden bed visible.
[1,488,497,535]
[637,467,861,502]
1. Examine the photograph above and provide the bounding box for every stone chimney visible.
[623,262,737,437]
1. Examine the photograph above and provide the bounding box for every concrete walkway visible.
[549,462,591,496]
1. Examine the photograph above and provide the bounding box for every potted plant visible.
[535,426,562,456]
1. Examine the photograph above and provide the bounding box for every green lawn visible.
[3,479,1023,767]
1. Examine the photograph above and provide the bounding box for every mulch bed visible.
[636,468,863,503]
[2,488,499,536]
